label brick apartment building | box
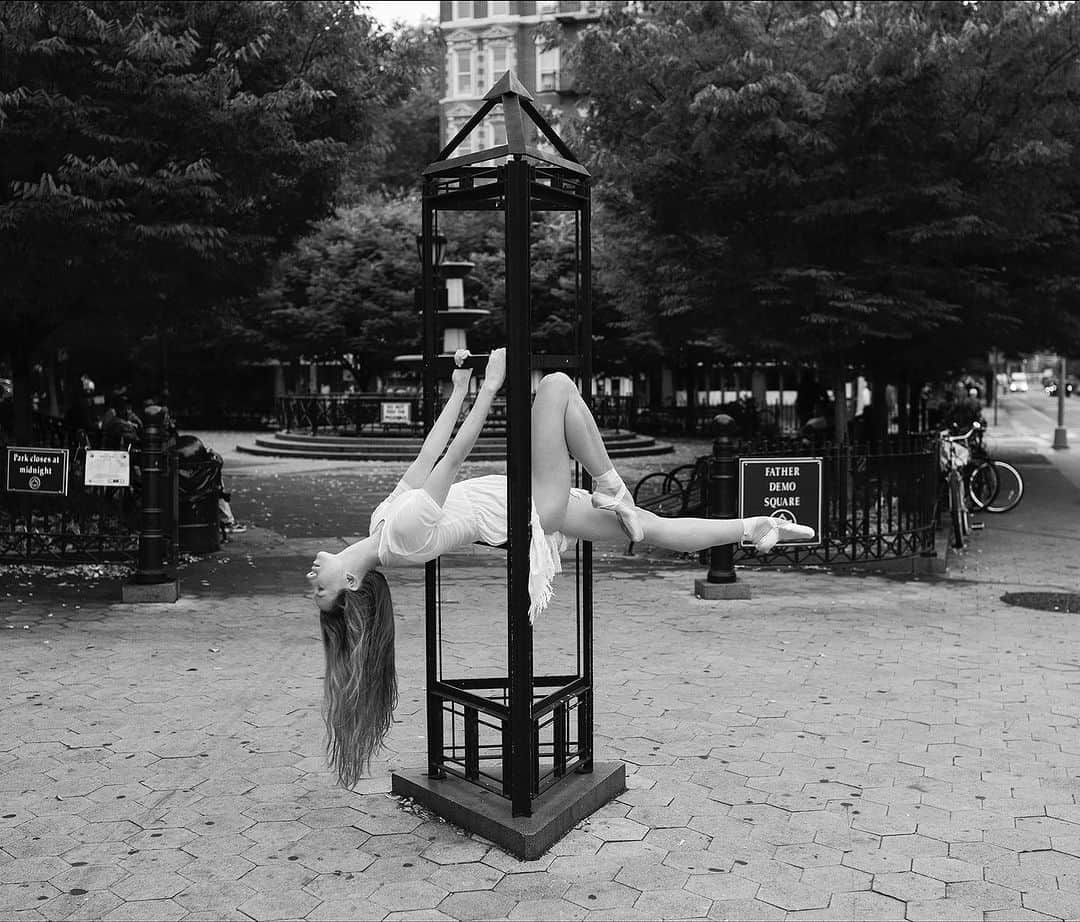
[437,0,618,151]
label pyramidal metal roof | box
[423,70,589,178]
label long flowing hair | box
[319,570,397,787]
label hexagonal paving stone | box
[421,838,490,866]
[361,855,437,885]
[494,871,571,901]
[582,817,649,842]
[110,870,189,901]
[0,881,62,913]
[49,864,127,893]
[905,898,990,921]
[306,897,386,921]
[774,842,844,868]
[946,879,1023,909]
[303,869,380,902]
[370,879,450,912]
[842,849,913,875]
[383,910,456,922]
[173,880,256,914]
[614,859,689,892]
[236,886,318,918]
[872,871,945,902]
[124,828,196,851]
[3,835,80,860]
[353,811,424,836]
[177,854,255,883]
[1023,889,1080,920]
[0,857,69,884]
[633,888,711,918]
[507,898,586,920]
[910,856,983,883]
[1020,849,1080,876]
[429,861,503,892]
[756,879,830,912]
[686,871,760,901]
[438,888,518,920]
[101,897,187,920]
[38,888,122,920]
[564,879,639,911]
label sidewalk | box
[2,414,1080,920]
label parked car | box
[1009,372,1029,393]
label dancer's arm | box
[401,359,473,489]
[421,348,506,506]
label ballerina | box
[308,348,814,786]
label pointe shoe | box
[744,516,815,552]
[592,486,645,543]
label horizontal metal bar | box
[431,681,509,720]
[532,676,589,719]
[425,353,580,372]
[424,144,510,176]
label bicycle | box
[939,428,976,548]
[948,421,1024,514]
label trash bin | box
[176,436,223,554]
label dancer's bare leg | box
[560,494,806,552]
[530,372,642,538]
[530,374,812,550]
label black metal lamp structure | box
[391,71,624,858]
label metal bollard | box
[707,414,739,584]
[123,405,179,602]
[695,413,751,599]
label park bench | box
[626,456,710,554]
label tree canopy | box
[0,0,424,436]
[570,0,1080,379]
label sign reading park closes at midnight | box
[739,457,822,547]
[5,447,70,496]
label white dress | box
[371,474,586,622]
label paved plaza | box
[2,395,1079,921]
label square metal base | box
[122,579,180,603]
[694,577,752,600]
[391,761,625,860]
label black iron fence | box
[277,393,510,436]
[633,433,940,566]
[0,415,178,564]
[733,435,940,566]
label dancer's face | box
[307,550,359,612]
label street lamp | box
[415,232,447,270]
[1053,354,1069,450]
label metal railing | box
[0,414,178,564]
[631,433,940,566]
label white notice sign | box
[84,450,131,487]
[380,402,412,425]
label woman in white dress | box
[308,349,813,785]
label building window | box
[453,1,473,19]
[447,117,472,154]
[489,0,510,14]
[490,116,506,146]
[453,47,474,96]
[537,43,560,92]
[488,41,511,79]
[537,0,558,14]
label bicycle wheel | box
[948,472,964,548]
[985,461,1024,513]
[967,460,999,510]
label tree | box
[0,0,421,439]
[570,1,1080,408]
[257,195,422,388]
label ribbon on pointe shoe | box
[591,486,644,543]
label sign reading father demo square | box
[5,447,70,496]
[739,457,822,547]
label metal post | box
[1054,355,1069,449]
[122,405,179,602]
[135,406,167,583]
[505,156,534,818]
[694,414,751,599]
[707,415,738,584]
